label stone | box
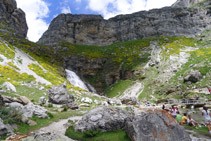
[0,118,13,137]
[81,97,92,104]
[27,120,37,126]
[184,70,202,83]
[126,110,191,141]
[66,102,79,110]
[22,132,72,141]
[0,0,28,37]
[75,107,133,132]
[48,83,74,104]
[22,103,48,118]
[121,97,137,105]
[9,102,24,111]
[18,96,31,105]
[0,94,4,106]
[166,87,176,94]
[2,82,16,92]
[21,116,28,123]
[5,133,28,141]
[39,96,47,104]
[79,103,90,107]
[94,99,99,105]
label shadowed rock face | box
[126,110,191,141]
[38,1,211,46]
[0,0,28,38]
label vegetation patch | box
[0,41,15,59]
[65,126,130,141]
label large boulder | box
[0,118,13,137]
[2,82,16,92]
[184,70,202,83]
[9,102,48,118]
[126,110,191,141]
[48,84,74,104]
[75,107,133,132]
[18,96,31,105]
[22,132,72,141]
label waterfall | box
[65,69,89,91]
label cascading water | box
[65,69,89,91]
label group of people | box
[164,105,211,134]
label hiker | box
[171,105,177,118]
[176,111,182,123]
[162,104,165,110]
[209,89,211,94]
[187,115,201,129]
[179,113,187,125]
[195,95,199,100]
[202,106,211,134]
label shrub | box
[0,106,22,124]
[48,103,53,108]
[47,112,54,118]
[83,129,101,137]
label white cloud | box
[16,0,50,42]
[87,0,177,19]
[61,6,71,13]
[75,0,81,3]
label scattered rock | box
[0,118,13,137]
[126,110,191,141]
[27,120,37,126]
[22,103,48,118]
[184,70,202,83]
[166,87,176,94]
[48,83,74,104]
[0,94,4,106]
[5,133,27,141]
[18,96,31,105]
[22,132,72,141]
[121,97,137,105]
[2,82,16,92]
[94,99,99,105]
[79,103,90,107]
[39,96,47,104]
[81,97,93,104]
[66,102,79,110]
[9,102,48,118]
[75,107,133,132]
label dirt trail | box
[37,116,82,136]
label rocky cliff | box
[172,0,204,7]
[0,0,28,38]
[38,0,211,46]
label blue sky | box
[16,0,177,42]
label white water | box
[65,69,89,91]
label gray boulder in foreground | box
[126,110,191,141]
[48,83,74,104]
[75,106,133,132]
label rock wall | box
[38,3,211,46]
[0,0,28,38]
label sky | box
[16,0,177,42]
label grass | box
[1,85,47,102]
[104,80,133,98]
[184,125,211,137]
[65,126,130,141]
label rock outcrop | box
[48,83,74,104]
[38,1,211,46]
[75,107,133,132]
[2,82,16,92]
[0,94,4,106]
[48,83,78,109]
[172,0,204,8]
[126,110,191,141]
[0,0,28,37]
[184,70,202,83]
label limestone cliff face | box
[0,0,28,38]
[172,0,204,7]
[38,1,211,46]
